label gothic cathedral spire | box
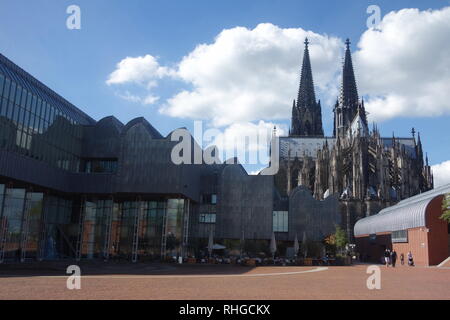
[290,38,324,137]
[297,38,316,109]
[334,38,365,137]
[340,38,359,108]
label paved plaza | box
[0,262,449,300]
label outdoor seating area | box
[168,255,350,266]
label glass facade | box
[0,186,45,262]
[0,184,188,262]
[81,199,111,259]
[117,201,138,258]
[78,198,186,260]
[41,195,78,260]
[138,201,165,258]
[273,211,288,233]
[165,199,184,257]
[1,188,26,261]
[22,192,44,260]
[0,57,94,172]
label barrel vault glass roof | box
[0,53,95,125]
[354,183,450,236]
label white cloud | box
[249,168,264,175]
[354,7,450,122]
[208,120,286,151]
[116,91,143,103]
[201,120,286,165]
[431,160,450,188]
[108,7,450,126]
[106,54,171,105]
[116,91,160,105]
[142,94,160,105]
[107,54,174,86]
[160,23,342,126]
[106,55,174,106]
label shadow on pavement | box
[0,260,270,278]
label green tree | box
[441,193,450,223]
[323,233,337,255]
[335,225,348,252]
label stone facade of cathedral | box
[275,38,434,240]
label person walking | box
[383,249,391,267]
[400,253,404,265]
[390,250,397,267]
[407,251,414,266]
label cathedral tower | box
[333,39,367,137]
[290,38,324,137]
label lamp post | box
[293,233,299,261]
[270,232,277,264]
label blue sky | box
[0,0,449,180]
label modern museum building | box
[0,53,340,263]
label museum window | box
[202,194,217,204]
[1,188,26,261]
[80,198,116,259]
[392,230,408,243]
[83,159,118,173]
[199,213,216,224]
[139,200,165,256]
[166,198,184,242]
[273,211,288,233]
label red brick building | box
[354,184,450,266]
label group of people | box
[383,249,414,267]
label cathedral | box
[275,38,434,240]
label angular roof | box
[354,184,450,236]
[122,117,163,139]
